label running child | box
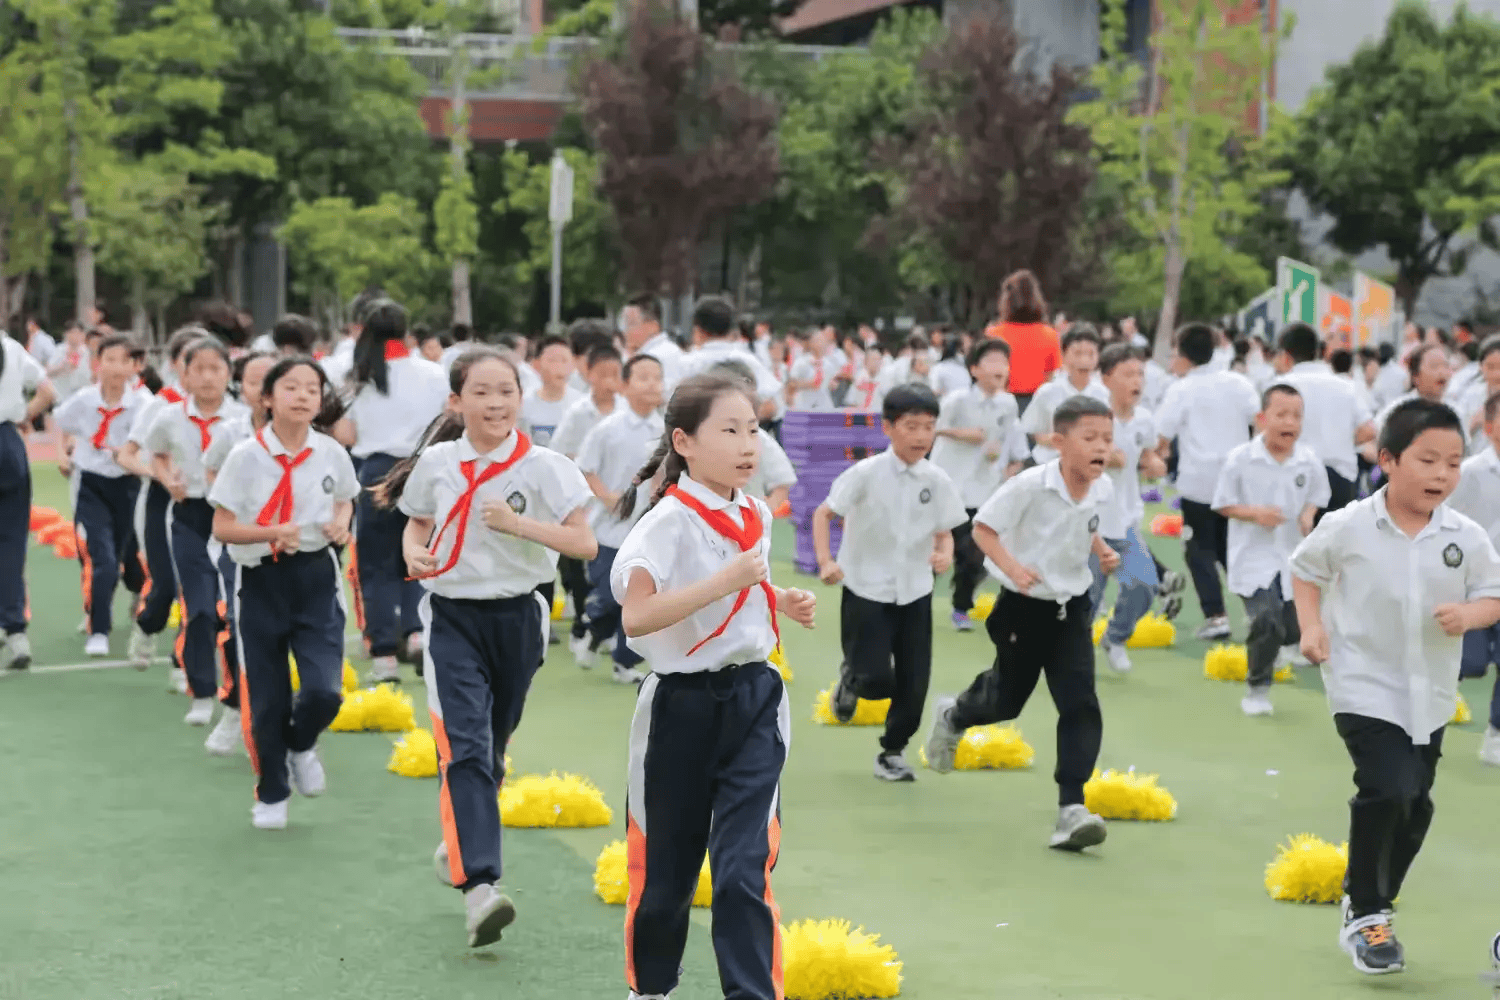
[1291,398,1500,975]
[1446,389,1500,765]
[925,395,1120,850]
[519,334,583,450]
[1020,324,1108,465]
[553,344,624,460]
[813,383,966,781]
[0,333,55,671]
[785,327,837,411]
[1211,383,1328,716]
[610,372,816,1000]
[378,348,596,946]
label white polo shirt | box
[928,358,971,397]
[1020,375,1110,464]
[54,385,148,478]
[575,406,665,549]
[787,353,837,411]
[679,340,784,400]
[347,356,449,459]
[746,429,796,498]
[203,415,254,476]
[143,397,250,499]
[610,475,778,675]
[1211,436,1330,599]
[209,427,360,566]
[931,386,1028,509]
[1291,490,1500,742]
[0,337,46,425]
[49,346,92,401]
[1371,361,1408,410]
[1448,447,1500,547]
[637,332,686,397]
[551,393,621,458]
[398,431,592,599]
[825,449,967,606]
[1280,361,1373,481]
[1154,366,1260,504]
[520,385,584,451]
[1142,358,1171,412]
[974,461,1113,603]
[1097,407,1157,540]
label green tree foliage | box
[1288,0,1500,314]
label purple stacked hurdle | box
[780,410,889,574]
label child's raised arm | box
[621,557,764,639]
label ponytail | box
[613,435,670,519]
[372,410,464,509]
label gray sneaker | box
[873,750,916,782]
[3,632,31,671]
[923,696,962,773]
[464,883,516,947]
[1195,615,1232,641]
[1049,804,1107,851]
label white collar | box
[1041,460,1101,506]
[184,397,223,421]
[1248,435,1296,466]
[457,430,521,464]
[1371,488,1461,540]
[642,332,673,352]
[1291,360,1331,375]
[675,474,748,513]
[880,447,923,477]
[257,425,311,457]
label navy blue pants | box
[75,470,143,636]
[585,546,643,668]
[625,663,787,1000]
[356,453,423,658]
[424,592,545,892]
[0,423,30,636]
[234,549,347,805]
[135,481,177,636]
[217,548,241,710]
[169,498,223,699]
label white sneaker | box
[204,708,245,756]
[1241,688,1274,717]
[570,634,596,669]
[923,696,962,774]
[127,626,155,669]
[84,633,109,658]
[76,614,89,635]
[464,883,516,947]
[434,840,455,886]
[612,663,645,684]
[167,665,187,694]
[1480,726,1500,767]
[1100,636,1132,674]
[1195,615,1232,641]
[251,798,289,830]
[1049,803,1108,851]
[288,748,326,797]
[628,994,672,1000]
[367,655,400,684]
[1281,644,1309,667]
[2,632,31,671]
[183,698,215,726]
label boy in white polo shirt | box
[1212,383,1329,716]
[1291,398,1500,976]
[813,384,967,782]
[1020,324,1108,465]
[925,395,1121,850]
[1446,389,1500,764]
[1274,323,1374,520]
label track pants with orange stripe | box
[423,591,545,892]
[624,663,788,1000]
[169,498,224,699]
[0,423,28,637]
[216,548,241,710]
[134,481,176,636]
[233,549,346,805]
[75,470,143,636]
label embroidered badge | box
[506,491,527,515]
[1443,543,1463,568]
[1295,473,1306,488]
[919,488,932,504]
[321,476,334,494]
[1088,514,1100,533]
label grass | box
[4,465,1500,1000]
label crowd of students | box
[3,267,1500,988]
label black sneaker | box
[1340,913,1404,975]
[831,669,858,723]
[873,751,916,782]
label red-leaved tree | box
[577,0,779,299]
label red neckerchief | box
[664,484,780,656]
[254,426,314,529]
[92,405,125,450]
[384,341,410,361]
[809,357,824,389]
[414,433,533,580]
[856,379,878,410]
[183,400,220,452]
[159,386,185,404]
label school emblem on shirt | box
[1088,514,1100,533]
[1295,473,1306,488]
[506,490,527,515]
[321,475,334,495]
[919,488,932,504]
[1443,543,1463,568]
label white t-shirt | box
[143,397,250,499]
[928,358,971,398]
[931,386,1027,509]
[746,429,796,499]
[678,340,783,400]
[637,332,686,398]
[1211,436,1329,599]
[1154,366,1260,504]
[1020,374,1110,464]
[551,393,621,458]
[1097,407,1157,540]
[974,461,1113,603]
[787,354,838,411]
[54,385,148,478]
[1448,447,1500,548]
[0,337,46,424]
[519,386,584,451]
[575,406,665,549]
[347,356,450,459]
[1281,361,1373,481]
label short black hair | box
[1053,394,1112,434]
[531,333,569,358]
[882,382,940,424]
[95,333,135,360]
[1486,389,1500,424]
[1261,382,1301,410]
[1060,324,1102,353]
[1175,323,1216,366]
[622,353,662,381]
[626,294,661,323]
[1277,322,1320,364]
[1328,349,1353,375]
[1098,343,1142,376]
[1478,334,1500,365]
[1406,343,1444,381]
[1377,342,1395,365]
[968,338,1010,368]
[417,327,448,347]
[567,318,613,357]
[904,332,929,353]
[1379,397,1463,459]
[450,322,472,343]
[272,314,319,354]
[586,343,622,369]
[692,296,734,338]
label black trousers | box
[0,423,30,636]
[839,588,933,753]
[135,480,177,636]
[74,470,144,636]
[951,590,1100,806]
[557,555,591,640]
[950,509,985,616]
[1180,498,1228,619]
[1316,466,1357,526]
[1335,713,1444,919]
[626,663,786,1000]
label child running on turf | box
[1212,383,1328,716]
[610,372,816,1000]
[0,332,55,672]
[813,383,966,781]
[925,395,1120,851]
[1291,398,1500,976]
[378,348,596,947]
[209,357,358,830]
[1020,324,1108,465]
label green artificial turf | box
[4,466,1499,1000]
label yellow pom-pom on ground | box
[1084,768,1177,821]
[593,840,711,906]
[291,657,360,694]
[782,919,902,1000]
[500,772,613,827]
[812,687,889,726]
[1203,644,1292,683]
[167,601,182,629]
[1093,612,1176,648]
[387,727,439,777]
[1265,833,1348,904]
[770,647,793,683]
[970,593,996,622]
[1453,693,1472,725]
[328,683,416,732]
[551,594,566,622]
[918,724,1033,770]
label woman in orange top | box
[984,269,1060,413]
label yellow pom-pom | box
[387,727,439,777]
[593,840,711,906]
[552,594,566,622]
[289,657,301,692]
[500,772,613,828]
[1084,768,1177,821]
[918,723,1033,770]
[328,683,416,732]
[812,687,889,726]
[342,660,358,693]
[168,601,182,629]
[1453,693,1472,725]
[782,919,902,1000]
[1094,612,1177,648]
[1202,644,1293,683]
[970,593,996,622]
[770,647,793,683]
[1265,833,1348,904]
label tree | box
[876,10,1097,326]
[1289,1,1500,315]
[0,42,65,324]
[1074,0,1286,359]
[577,0,778,306]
